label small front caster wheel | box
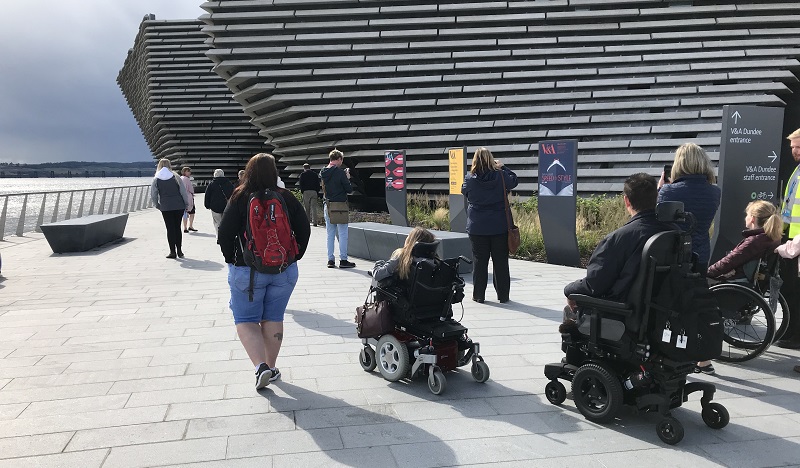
[428,368,447,395]
[656,417,685,445]
[359,347,376,372]
[471,360,490,383]
[701,402,729,429]
[545,380,567,405]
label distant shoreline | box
[0,161,154,178]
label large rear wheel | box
[711,283,775,363]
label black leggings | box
[469,233,510,301]
[161,210,184,253]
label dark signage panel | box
[710,105,784,264]
[539,140,577,197]
[538,139,580,267]
[384,150,408,226]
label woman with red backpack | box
[218,153,310,390]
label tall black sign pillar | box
[448,147,467,232]
[538,139,580,267]
[710,105,784,264]
[385,150,408,226]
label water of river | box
[1,178,153,237]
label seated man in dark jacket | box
[562,173,672,329]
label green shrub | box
[405,192,629,264]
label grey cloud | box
[0,0,203,163]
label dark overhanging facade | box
[120,3,800,196]
[196,0,800,197]
[117,14,268,186]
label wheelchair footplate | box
[359,325,489,395]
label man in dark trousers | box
[563,173,673,318]
[298,163,321,226]
[204,168,234,234]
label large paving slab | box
[1,197,799,467]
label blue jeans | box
[228,263,298,324]
[324,202,349,261]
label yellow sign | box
[448,148,465,195]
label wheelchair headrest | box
[411,240,439,258]
[655,201,686,223]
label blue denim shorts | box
[228,263,299,324]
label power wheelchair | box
[544,202,729,445]
[710,251,790,362]
[358,241,489,395]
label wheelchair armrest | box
[568,294,633,317]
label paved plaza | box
[1,199,800,468]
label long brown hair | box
[231,153,280,202]
[391,227,436,280]
[746,200,782,242]
[470,147,499,175]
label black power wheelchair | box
[358,241,489,395]
[544,202,729,445]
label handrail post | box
[51,193,61,223]
[116,188,124,213]
[122,188,129,213]
[35,194,47,232]
[107,189,116,214]
[88,190,97,215]
[16,194,28,236]
[140,186,148,210]
[99,189,107,215]
[0,196,8,241]
[64,192,74,220]
[77,190,86,218]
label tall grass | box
[406,192,629,264]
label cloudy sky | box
[0,1,206,164]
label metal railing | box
[0,185,153,240]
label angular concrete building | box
[118,14,268,185]
[199,1,800,196]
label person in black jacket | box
[320,149,355,268]
[204,168,235,234]
[298,163,321,226]
[462,147,518,303]
[564,173,672,315]
[218,153,310,390]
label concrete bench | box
[40,214,129,254]
[348,222,473,272]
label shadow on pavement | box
[178,258,225,271]
[47,237,135,257]
[259,381,459,466]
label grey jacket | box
[151,168,190,212]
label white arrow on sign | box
[769,151,778,163]
[732,111,742,124]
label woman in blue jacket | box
[462,147,518,303]
[658,143,721,268]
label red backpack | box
[240,190,299,284]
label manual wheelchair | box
[710,251,790,363]
[544,202,729,445]
[358,241,489,395]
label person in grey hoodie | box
[151,158,191,259]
